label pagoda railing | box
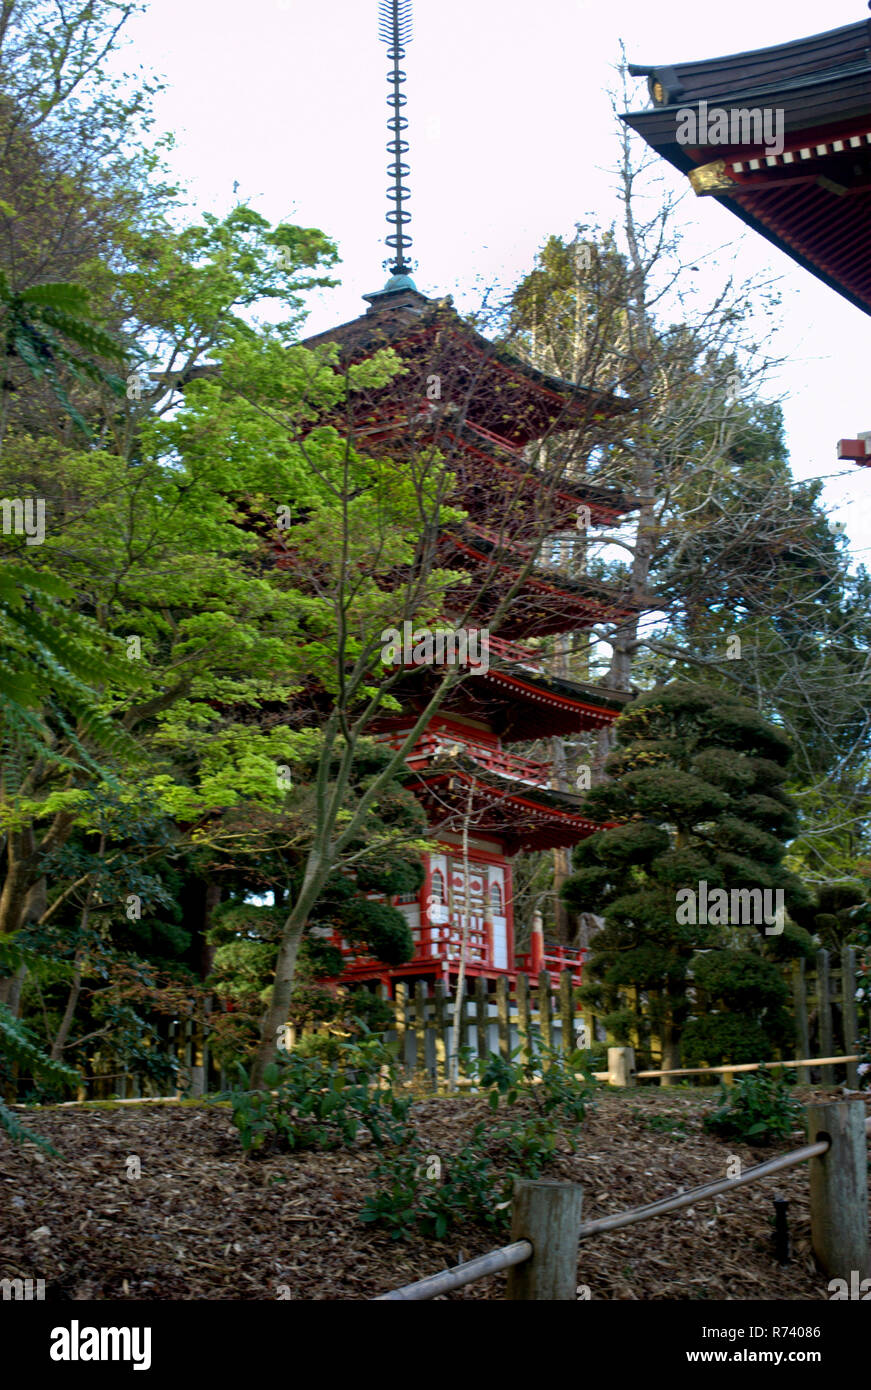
[332,909,490,971]
[482,634,544,672]
[461,520,588,579]
[377,730,553,789]
[515,942,586,987]
[351,409,523,463]
[459,418,523,458]
[334,921,585,983]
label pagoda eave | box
[375,661,628,739]
[623,19,871,316]
[305,300,634,445]
[408,764,605,853]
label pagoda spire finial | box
[379,0,414,280]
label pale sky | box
[114,0,871,566]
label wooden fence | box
[376,1099,871,1299]
[792,948,862,1087]
[65,946,866,1100]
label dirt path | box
[1,1087,867,1300]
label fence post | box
[807,1098,869,1282]
[538,970,553,1053]
[816,950,834,1085]
[414,982,427,1084]
[792,959,809,1060]
[559,970,573,1055]
[394,982,408,1075]
[841,946,859,1089]
[506,1178,584,1300]
[608,1046,636,1087]
[496,977,510,1061]
[191,1007,205,1098]
[433,981,448,1088]
[516,973,531,1063]
[475,977,488,1062]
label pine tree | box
[561,682,813,1074]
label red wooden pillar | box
[419,853,433,958]
[530,909,544,976]
[504,858,516,969]
[482,864,494,968]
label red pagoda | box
[290,0,648,998]
[302,280,644,994]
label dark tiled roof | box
[623,21,871,315]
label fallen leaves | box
[0,1087,865,1300]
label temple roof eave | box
[409,761,607,852]
[303,297,636,430]
[622,20,871,317]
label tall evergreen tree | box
[562,682,813,1074]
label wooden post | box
[191,1008,205,1097]
[433,980,448,1089]
[841,946,859,1089]
[538,970,553,1054]
[496,977,510,1060]
[394,982,408,1076]
[816,950,834,1085]
[184,1016,193,1094]
[792,959,809,1060]
[530,912,544,976]
[416,978,430,1084]
[607,1046,636,1087]
[807,1098,869,1282]
[449,984,467,1086]
[506,1178,584,1300]
[516,973,531,1064]
[202,995,214,1094]
[475,977,488,1062]
[559,970,573,1055]
[414,982,427,1084]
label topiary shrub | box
[684,949,792,1065]
[682,1014,771,1067]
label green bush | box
[682,1014,772,1067]
[630,1107,691,1139]
[228,1027,410,1155]
[703,1069,803,1145]
[360,1045,596,1240]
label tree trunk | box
[50,946,86,1060]
[249,853,329,1087]
[0,826,38,937]
[448,783,475,1091]
[660,1011,681,1087]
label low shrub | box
[703,1068,802,1145]
[228,1027,410,1154]
[360,1045,596,1240]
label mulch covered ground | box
[1,1086,868,1300]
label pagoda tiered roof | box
[386,734,605,853]
[374,643,630,740]
[623,20,871,316]
[304,285,633,445]
[353,405,636,531]
[438,526,651,640]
